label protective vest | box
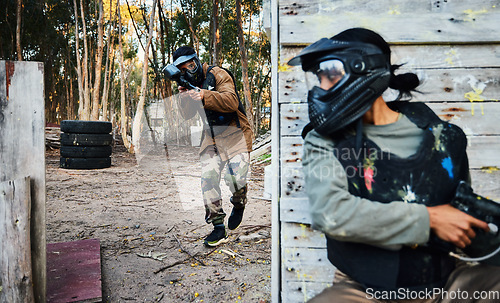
[201,66,246,137]
[328,101,469,292]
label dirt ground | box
[45,140,272,303]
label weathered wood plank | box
[282,165,307,198]
[281,222,326,248]
[280,102,500,137]
[467,136,500,168]
[47,239,102,303]
[279,67,500,103]
[279,0,500,15]
[281,136,304,165]
[280,45,500,71]
[282,247,335,282]
[280,134,500,189]
[280,169,500,224]
[281,198,311,224]
[0,177,35,302]
[281,103,309,137]
[0,61,46,302]
[280,159,500,223]
[282,281,333,303]
[429,102,500,135]
[279,1,500,45]
[470,169,500,200]
[390,45,500,69]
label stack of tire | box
[60,120,113,169]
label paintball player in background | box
[171,46,253,247]
[288,28,500,302]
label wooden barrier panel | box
[279,0,500,45]
[278,67,500,104]
[0,177,35,302]
[0,60,46,302]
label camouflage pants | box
[200,145,250,225]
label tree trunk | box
[132,0,157,155]
[73,0,85,120]
[15,0,22,60]
[80,0,91,120]
[100,0,115,121]
[235,0,254,132]
[210,0,220,65]
[156,0,171,99]
[180,4,199,52]
[101,47,114,122]
[91,0,105,121]
[118,0,132,152]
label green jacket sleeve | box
[302,130,431,247]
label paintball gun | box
[162,64,200,92]
[448,181,500,265]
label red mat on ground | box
[47,239,102,303]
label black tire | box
[61,120,112,134]
[60,157,111,169]
[60,133,113,146]
[60,145,112,158]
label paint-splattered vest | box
[328,101,469,292]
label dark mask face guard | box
[174,54,204,87]
[288,39,391,137]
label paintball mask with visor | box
[173,53,204,88]
[288,38,391,137]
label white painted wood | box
[390,45,500,69]
[270,0,281,302]
[281,103,309,136]
[280,102,500,137]
[280,45,500,71]
[0,177,35,302]
[279,67,500,103]
[281,222,327,248]
[282,247,335,282]
[280,198,311,224]
[282,281,333,303]
[282,165,307,198]
[467,136,500,168]
[279,1,500,45]
[429,102,500,135]
[0,61,46,302]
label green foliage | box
[257,153,271,163]
[0,0,271,128]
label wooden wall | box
[274,1,500,302]
[0,61,46,302]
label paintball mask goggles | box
[162,52,203,91]
[288,38,391,136]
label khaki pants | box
[309,263,500,303]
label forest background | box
[0,0,271,152]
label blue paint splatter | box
[442,157,454,178]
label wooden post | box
[0,177,35,302]
[269,0,281,302]
[0,61,46,302]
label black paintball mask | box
[288,38,391,137]
[173,53,204,88]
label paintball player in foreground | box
[289,27,500,302]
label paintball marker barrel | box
[161,64,200,92]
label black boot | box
[204,224,228,247]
